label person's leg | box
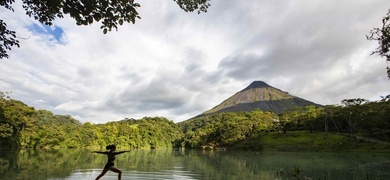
[95,168,109,180]
[109,166,122,180]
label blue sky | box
[29,23,64,43]
[0,0,389,123]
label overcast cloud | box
[1,0,389,123]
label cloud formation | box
[0,0,389,123]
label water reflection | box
[56,169,199,180]
[1,149,390,180]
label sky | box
[1,0,389,124]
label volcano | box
[194,81,322,118]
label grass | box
[231,131,390,152]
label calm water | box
[0,148,389,180]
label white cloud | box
[1,0,389,123]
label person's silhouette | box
[93,145,129,180]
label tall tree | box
[367,9,390,78]
[0,92,35,147]
[0,0,211,59]
[341,98,369,138]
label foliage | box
[0,20,19,59]
[178,110,277,149]
[367,9,390,78]
[0,92,34,148]
[0,0,211,59]
[179,96,390,149]
[1,91,389,151]
[0,93,182,149]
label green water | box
[0,149,389,180]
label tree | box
[367,9,390,79]
[302,105,321,133]
[0,0,211,59]
[341,98,369,138]
[0,20,19,59]
[323,105,341,133]
[0,93,35,148]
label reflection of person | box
[93,145,129,180]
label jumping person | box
[93,145,129,180]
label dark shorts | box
[104,162,114,169]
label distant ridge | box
[193,81,322,118]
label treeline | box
[178,110,278,148]
[0,92,183,149]
[179,96,390,149]
[1,92,389,149]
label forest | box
[0,92,389,150]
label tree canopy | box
[1,91,390,149]
[0,0,211,59]
[367,9,390,79]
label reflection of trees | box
[180,151,390,179]
[0,149,389,179]
[0,149,91,179]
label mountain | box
[194,81,322,118]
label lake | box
[0,148,389,180]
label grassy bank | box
[231,131,390,152]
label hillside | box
[194,81,322,118]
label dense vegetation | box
[0,92,182,149]
[180,96,390,149]
[0,92,389,150]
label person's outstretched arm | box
[113,150,130,155]
[93,151,108,154]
